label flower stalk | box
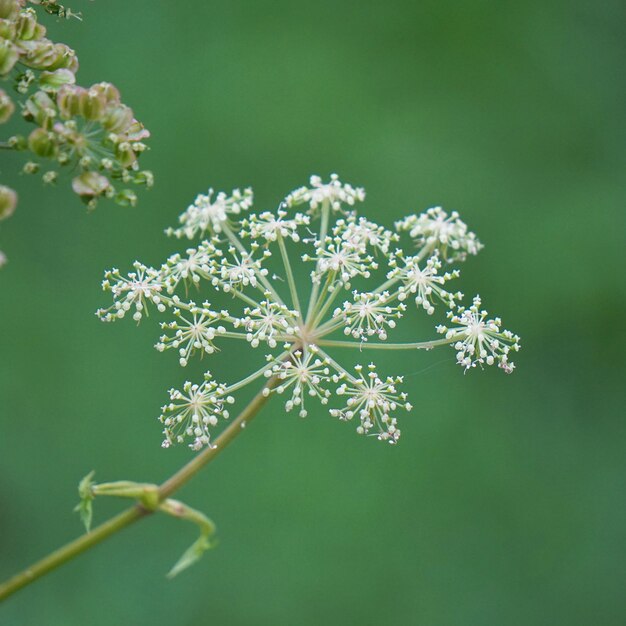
[0,375,279,603]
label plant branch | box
[0,375,280,603]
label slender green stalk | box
[0,376,280,603]
[277,235,301,314]
[316,337,456,350]
[305,201,330,322]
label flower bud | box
[15,8,46,41]
[134,170,154,188]
[102,103,133,133]
[0,39,18,76]
[57,84,84,118]
[42,170,58,185]
[8,134,26,150]
[79,87,106,121]
[124,119,150,142]
[0,0,19,20]
[0,184,17,220]
[47,43,78,72]
[0,18,16,39]
[115,141,137,168]
[23,90,56,125]
[72,171,111,199]
[115,189,137,207]
[90,82,120,105]
[28,127,57,158]
[22,161,39,174]
[39,68,75,91]
[0,88,14,123]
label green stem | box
[277,235,301,315]
[305,200,330,322]
[316,337,456,350]
[0,375,280,603]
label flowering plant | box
[0,6,522,599]
[0,0,152,266]
[99,174,520,452]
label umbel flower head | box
[99,175,520,450]
[0,0,153,264]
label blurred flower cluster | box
[0,0,152,265]
[99,175,520,451]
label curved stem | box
[0,375,280,603]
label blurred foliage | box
[0,1,624,625]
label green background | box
[1,1,625,624]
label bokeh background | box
[1,1,625,624]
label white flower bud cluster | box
[242,209,309,243]
[235,298,298,348]
[334,214,398,254]
[156,305,229,367]
[284,173,365,213]
[437,295,521,372]
[98,262,165,322]
[272,347,332,418]
[99,175,519,449]
[159,375,234,450]
[166,188,253,239]
[304,235,378,287]
[336,291,406,341]
[330,364,411,444]
[396,207,483,262]
[388,251,462,314]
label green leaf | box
[166,534,215,579]
[74,470,95,532]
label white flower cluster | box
[437,295,521,373]
[284,173,365,213]
[396,207,483,262]
[99,174,519,450]
[166,188,253,239]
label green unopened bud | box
[39,68,75,91]
[42,170,58,184]
[0,88,14,123]
[57,84,84,118]
[0,39,18,76]
[90,82,120,105]
[115,189,137,207]
[0,18,16,39]
[79,87,106,121]
[125,119,150,142]
[0,184,17,220]
[72,171,110,199]
[23,90,56,125]
[102,104,133,133]
[134,170,154,188]
[47,43,78,72]
[21,40,56,70]
[115,141,137,168]
[8,134,26,149]
[0,0,19,20]
[28,127,57,158]
[23,161,39,174]
[15,8,46,41]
